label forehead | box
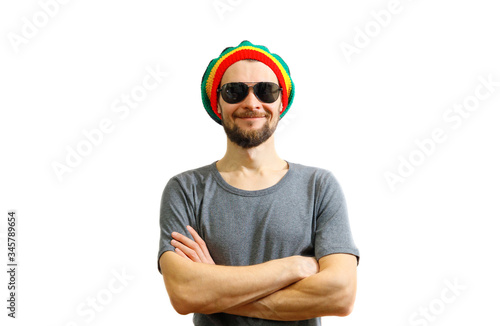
[220,60,279,85]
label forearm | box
[162,252,307,315]
[224,255,357,321]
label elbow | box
[170,298,194,316]
[326,279,357,317]
[167,286,193,315]
[332,289,356,317]
[171,298,216,316]
[165,278,198,315]
[161,252,207,315]
[167,283,214,315]
[335,298,355,317]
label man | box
[157,40,360,325]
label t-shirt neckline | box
[210,160,293,197]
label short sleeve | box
[314,171,360,265]
[157,176,197,274]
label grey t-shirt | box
[157,160,360,325]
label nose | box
[240,87,262,109]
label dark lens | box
[221,83,248,103]
[254,82,281,103]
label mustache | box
[235,112,269,118]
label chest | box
[197,193,316,265]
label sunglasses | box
[217,82,282,104]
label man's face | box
[217,60,282,149]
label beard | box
[221,111,279,149]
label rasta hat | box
[201,40,295,125]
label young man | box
[157,40,360,325]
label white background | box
[1,0,499,325]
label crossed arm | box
[159,225,357,321]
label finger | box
[186,226,208,251]
[186,225,202,242]
[174,248,191,261]
[171,231,205,260]
[187,226,215,264]
[172,231,197,248]
[171,239,201,263]
[172,239,200,263]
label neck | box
[217,135,286,173]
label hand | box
[171,225,215,265]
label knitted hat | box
[201,40,295,125]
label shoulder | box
[162,161,216,192]
[172,162,214,182]
[288,161,346,201]
[289,161,340,186]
